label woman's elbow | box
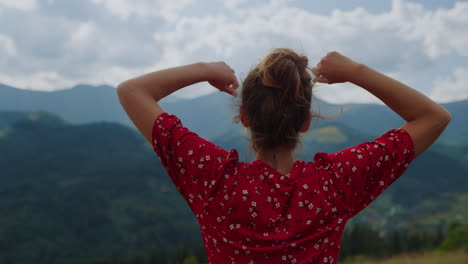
[117,81,132,99]
[438,109,452,124]
[116,79,159,102]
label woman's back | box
[152,113,414,263]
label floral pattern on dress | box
[152,112,415,264]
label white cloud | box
[313,83,383,105]
[218,0,249,9]
[430,68,468,103]
[397,0,468,59]
[0,71,75,91]
[1,0,468,104]
[314,71,410,105]
[0,0,36,10]
[70,22,95,43]
[149,0,436,100]
[154,0,468,102]
[65,22,101,62]
[0,34,17,56]
[0,65,140,92]
[91,0,194,21]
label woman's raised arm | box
[313,51,452,159]
[117,62,238,143]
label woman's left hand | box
[204,62,239,97]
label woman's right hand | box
[311,51,360,84]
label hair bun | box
[257,48,310,89]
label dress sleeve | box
[151,112,232,213]
[328,128,415,217]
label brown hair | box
[234,48,336,154]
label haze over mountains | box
[1,83,467,146]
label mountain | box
[0,83,249,139]
[0,110,467,264]
[334,99,468,146]
[0,111,202,264]
[2,83,466,145]
[0,83,136,128]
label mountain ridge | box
[2,83,466,144]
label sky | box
[0,0,467,104]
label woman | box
[117,49,451,263]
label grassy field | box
[342,250,468,264]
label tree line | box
[59,220,468,264]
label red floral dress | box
[152,112,415,264]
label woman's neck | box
[254,149,295,175]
